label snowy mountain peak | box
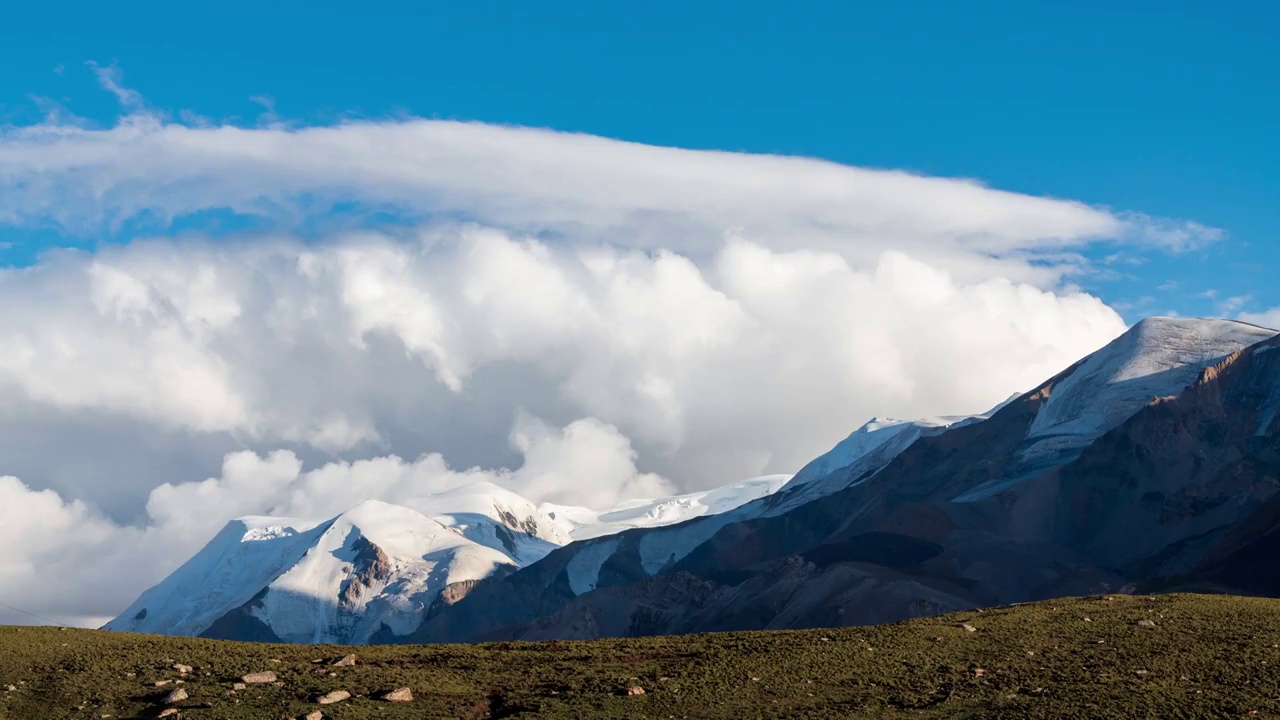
[402,481,570,564]
[539,475,790,541]
[1019,316,1277,467]
[106,498,515,644]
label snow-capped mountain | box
[1017,317,1275,464]
[540,475,791,540]
[106,500,517,644]
[407,317,1280,643]
[111,317,1280,646]
[106,477,782,642]
[402,481,570,564]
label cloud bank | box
[1242,308,1280,331]
[0,91,1191,625]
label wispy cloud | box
[84,61,144,112]
[0,78,1224,283]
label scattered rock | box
[5,685,15,692]
[960,624,977,633]
[172,664,193,674]
[232,682,245,690]
[153,680,171,687]
[381,687,413,702]
[1137,619,1157,628]
[162,687,188,704]
[157,710,179,718]
[1135,669,1150,676]
[305,712,324,720]
[973,668,986,677]
[242,671,277,684]
[331,654,357,667]
[626,686,645,696]
[316,690,351,705]
[273,681,286,688]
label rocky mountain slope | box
[408,317,1280,642]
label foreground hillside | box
[5,594,1280,719]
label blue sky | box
[1,0,1276,320]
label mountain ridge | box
[105,316,1280,645]
[406,317,1280,643]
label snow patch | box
[565,537,621,595]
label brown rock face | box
[338,537,392,610]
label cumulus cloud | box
[0,88,1183,625]
[0,229,1126,500]
[0,412,661,626]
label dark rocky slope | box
[410,320,1280,642]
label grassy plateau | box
[2,593,1280,719]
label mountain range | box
[106,317,1280,644]
[105,473,788,643]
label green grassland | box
[3,593,1280,719]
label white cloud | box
[1216,295,1253,317]
[0,413,663,626]
[1241,308,1280,330]
[0,475,143,626]
[0,101,1164,625]
[85,62,145,112]
[0,112,1220,279]
[0,229,1127,484]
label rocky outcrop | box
[337,536,393,610]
